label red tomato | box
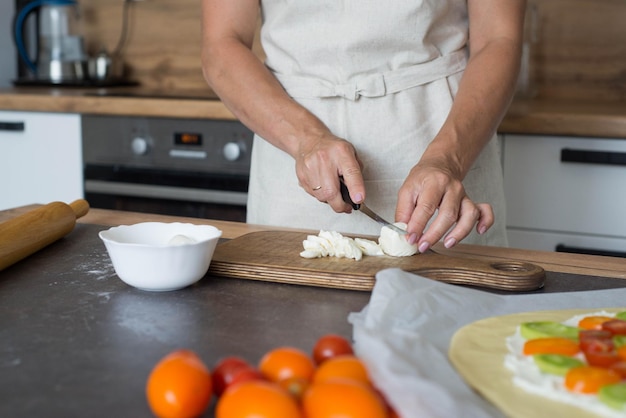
[312,334,354,365]
[229,367,266,388]
[609,361,626,378]
[581,339,621,368]
[579,331,614,353]
[212,356,255,396]
[602,319,626,335]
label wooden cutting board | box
[208,231,545,292]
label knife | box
[339,178,408,235]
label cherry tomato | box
[216,380,302,418]
[278,376,310,400]
[581,338,621,368]
[312,334,354,365]
[579,329,613,342]
[579,331,613,352]
[146,349,213,418]
[609,361,626,378]
[212,356,254,396]
[565,366,621,394]
[602,319,626,335]
[312,354,371,386]
[229,367,266,388]
[303,379,389,418]
[523,337,580,356]
[258,347,316,383]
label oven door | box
[84,164,248,222]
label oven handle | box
[85,180,248,206]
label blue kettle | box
[13,0,88,82]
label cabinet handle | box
[0,121,25,132]
[561,148,626,166]
[556,244,626,258]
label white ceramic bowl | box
[98,222,222,291]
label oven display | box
[175,132,203,146]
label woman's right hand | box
[294,132,366,214]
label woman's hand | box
[294,132,365,214]
[395,155,494,253]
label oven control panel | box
[81,115,254,176]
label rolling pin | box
[0,200,89,271]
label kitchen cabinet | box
[501,134,626,257]
[0,111,83,211]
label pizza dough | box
[448,308,625,418]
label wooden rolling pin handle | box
[0,199,90,271]
[70,199,90,219]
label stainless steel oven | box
[82,115,253,222]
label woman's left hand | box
[395,156,494,253]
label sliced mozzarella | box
[378,222,417,257]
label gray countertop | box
[0,223,370,417]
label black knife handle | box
[339,177,360,210]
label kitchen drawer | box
[508,228,626,258]
[0,111,83,210]
[503,134,626,238]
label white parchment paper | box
[348,268,626,418]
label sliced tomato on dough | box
[564,366,622,394]
[523,337,580,356]
[581,338,621,368]
[602,319,626,336]
[609,361,626,378]
[579,316,614,330]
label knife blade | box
[339,178,408,235]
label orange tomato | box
[146,349,213,418]
[303,379,389,418]
[258,347,316,383]
[278,376,310,400]
[579,316,614,330]
[216,380,302,418]
[564,366,621,394]
[523,337,580,356]
[619,345,626,361]
[312,354,371,386]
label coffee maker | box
[13,0,88,84]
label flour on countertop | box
[73,247,117,281]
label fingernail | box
[354,193,363,203]
[444,237,456,248]
[478,225,487,235]
[407,233,418,245]
[418,241,430,253]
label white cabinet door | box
[0,111,83,210]
[502,134,626,255]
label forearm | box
[201,36,329,159]
[423,37,522,179]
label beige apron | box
[247,0,508,247]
